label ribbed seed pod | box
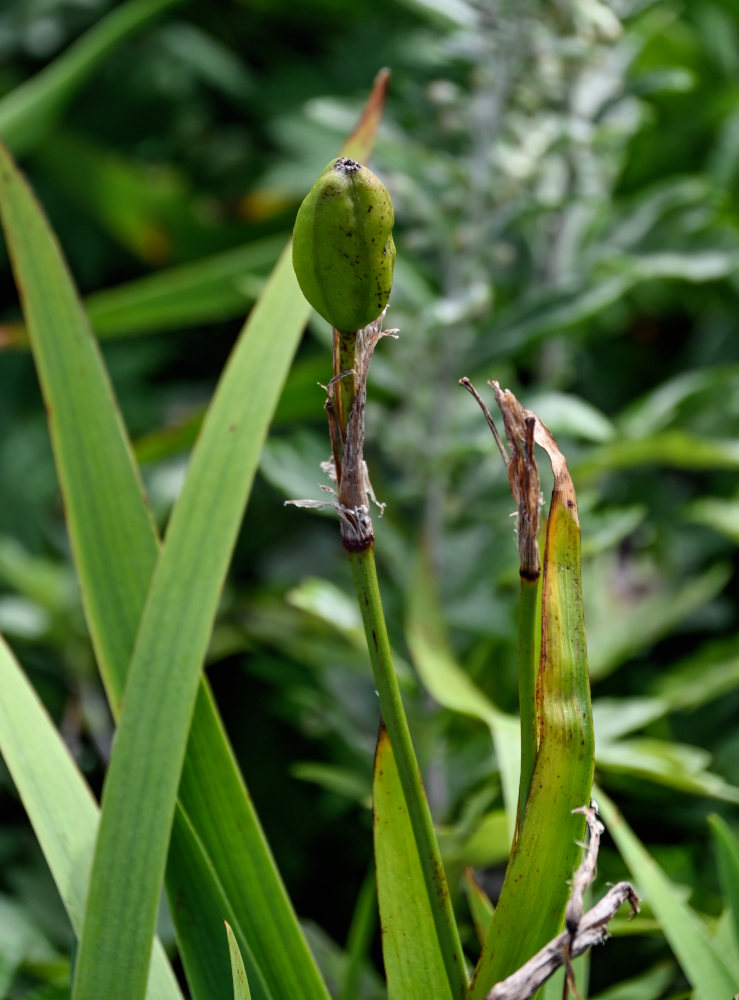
[292,157,395,333]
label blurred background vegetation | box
[1,0,738,997]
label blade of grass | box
[337,869,377,1000]
[470,417,595,999]
[708,813,739,955]
[712,911,739,983]
[373,723,455,1000]
[0,0,185,157]
[574,430,739,480]
[464,870,494,947]
[598,790,737,1000]
[226,923,253,1000]
[0,635,183,1000]
[0,233,284,352]
[167,805,271,1000]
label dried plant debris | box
[486,804,639,1000]
[286,313,396,550]
[459,377,542,580]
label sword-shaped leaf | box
[0,635,183,1000]
[373,724,455,1000]
[470,411,595,998]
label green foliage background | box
[0,1,738,998]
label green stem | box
[517,572,541,831]
[346,546,468,1000]
[335,328,358,434]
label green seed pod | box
[292,157,395,333]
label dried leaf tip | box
[460,378,541,579]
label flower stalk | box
[290,156,466,998]
[333,322,467,1000]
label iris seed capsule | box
[292,157,396,333]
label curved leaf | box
[0,635,183,1000]
[470,422,594,997]
[373,725,455,1000]
[71,239,311,1000]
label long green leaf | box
[0,142,326,1000]
[574,430,739,480]
[71,240,310,1000]
[373,724,455,1000]
[598,790,737,1000]
[175,680,326,1000]
[597,737,739,803]
[0,141,160,702]
[0,635,183,1000]
[85,237,283,338]
[0,0,184,157]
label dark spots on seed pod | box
[293,156,395,330]
[335,157,361,173]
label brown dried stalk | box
[459,377,541,579]
[286,314,394,550]
[485,804,639,1000]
